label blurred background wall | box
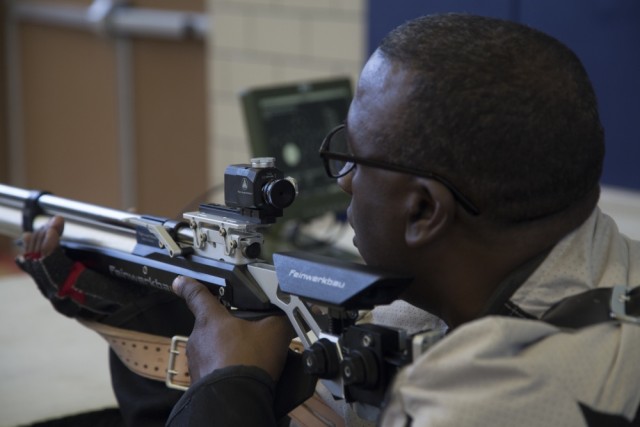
[1,0,638,227]
[0,0,365,207]
[368,0,640,193]
[206,0,364,190]
[2,0,208,219]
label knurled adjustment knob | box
[302,338,339,378]
[242,242,261,259]
[341,349,378,388]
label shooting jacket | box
[166,208,640,427]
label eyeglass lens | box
[327,126,354,177]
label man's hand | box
[172,276,295,383]
[22,215,65,256]
[16,215,149,319]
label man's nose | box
[337,170,353,195]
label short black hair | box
[378,13,604,223]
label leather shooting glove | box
[15,216,148,321]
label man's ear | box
[404,178,455,248]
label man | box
[19,12,640,427]
[165,13,640,426]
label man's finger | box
[22,232,34,253]
[48,216,65,236]
[32,229,46,254]
[23,216,65,255]
[172,276,225,320]
[41,217,65,256]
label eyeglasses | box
[319,124,480,216]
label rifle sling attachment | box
[22,190,51,232]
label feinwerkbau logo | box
[288,269,345,289]
[109,265,169,291]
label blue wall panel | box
[368,0,640,191]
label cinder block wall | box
[206,0,365,193]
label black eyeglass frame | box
[319,124,480,216]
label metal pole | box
[115,38,137,210]
[6,1,26,186]
[10,1,209,39]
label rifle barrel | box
[0,183,194,249]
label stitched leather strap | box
[79,319,190,388]
[542,285,640,329]
[80,320,345,426]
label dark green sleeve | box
[166,365,285,427]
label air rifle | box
[0,158,441,411]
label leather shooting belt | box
[79,319,346,427]
[79,319,190,389]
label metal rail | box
[9,0,209,40]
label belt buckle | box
[610,285,640,325]
[166,335,189,391]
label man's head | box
[373,13,604,223]
[329,13,605,321]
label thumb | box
[48,215,65,236]
[172,276,225,319]
[41,216,65,256]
